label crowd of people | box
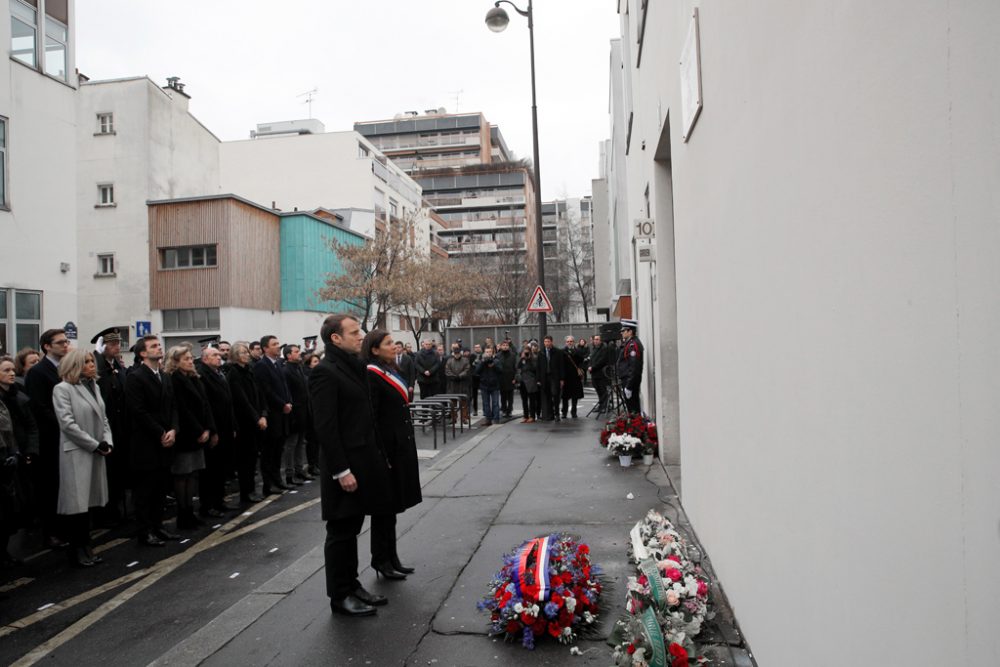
[0,319,643,576]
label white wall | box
[612,1,1000,664]
[0,3,78,352]
[76,77,220,346]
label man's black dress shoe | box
[69,547,95,567]
[155,528,181,541]
[330,595,376,616]
[353,586,388,606]
[241,494,264,504]
[139,532,165,547]
[200,508,225,519]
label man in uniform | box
[92,327,128,524]
[616,319,644,414]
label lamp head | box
[485,6,510,32]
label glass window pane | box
[192,308,207,329]
[178,309,192,330]
[191,247,204,266]
[207,308,220,329]
[44,34,66,80]
[44,0,67,23]
[0,289,7,319]
[163,310,178,331]
[0,323,6,356]
[177,249,190,267]
[15,291,39,319]
[206,246,217,266]
[11,16,36,67]
[16,323,38,351]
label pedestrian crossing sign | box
[526,285,554,313]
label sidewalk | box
[152,408,754,666]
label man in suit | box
[282,343,311,485]
[92,327,129,524]
[253,335,292,495]
[496,340,517,419]
[310,313,393,617]
[199,346,236,516]
[588,334,611,413]
[393,341,415,400]
[537,335,565,422]
[124,334,179,546]
[414,339,440,398]
[25,328,72,547]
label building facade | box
[602,1,1000,664]
[76,76,221,348]
[0,0,78,355]
[541,197,596,323]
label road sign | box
[634,218,655,239]
[526,285,554,313]
[136,321,152,337]
[64,321,77,340]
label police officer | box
[616,319,644,414]
[92,327,129,524]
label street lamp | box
[485,0,547,338]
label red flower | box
[547,622,562,638]
[520,612,535,625]
[626,644,636,655]
[665,568,682,582]
[505,621,520,634]
[532,618,547,635]
[577,544,590,555]
[669,642,689,667]
[697,580,709,597]
[551,592,564,607]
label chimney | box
[163,76,191,112]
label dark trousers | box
[561,396,579,418]
[133,468,168,534]
[593,376,609,411]
[61,512,91,548]
[500,387,514,415]
[236,429,261,497]
[324,513,366,600]
[470,377,480,412]
[261,427,285,490]
[200,438,229,510]
[370,513,396,566]
[625,388,641,414]
[418,381,438,399]
[519,385,540,419]
[34,438,61,538]
[541,381,561,420]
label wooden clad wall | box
[149,198,280,311]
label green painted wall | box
[280,214,364,312]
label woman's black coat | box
[309,344,392,521]
[367,363,422,513]
[171,372,216,452]
[227,363,267,435]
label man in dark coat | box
[561,336,586,419]
[282,344,311,484]
[124,335,179,546]
[414,339,440,398]
[310,314,393,617]
[536,335,565,422]
[468,344,483,415]
[616,319,644,414]
[198,346,236,516]
[496,340,517,419]
[393,341,416,400]
[93,327,128,523]
[25,328,71,547]
[253,335,292,495]
[588,334,611,413]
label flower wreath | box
[600,413,658,456]
[478,533,603,650]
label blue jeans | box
[481,389,500,422]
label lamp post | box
[486,0,547,338]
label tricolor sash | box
[512,536,552,604]
[367,363,410,404]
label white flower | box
[583,610,595,623]
[514,603,524,613]
[565,597,577,613]
[672,582,685,593]
[531,604,540,616]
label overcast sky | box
[76,1,620,201]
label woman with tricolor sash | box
[361,330,422,580]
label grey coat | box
[52,381,111,515]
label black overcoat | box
[201,366,236,445]
[227,363,267,434]
[25,357,60,458]
[367,363,422,513]
[537,346,565,388]
[282,362,309,434]
[309,344,392,520]
[124,364,179,472]
[253,357,290,437]
[561,347,586,400]
[171,372,216,451]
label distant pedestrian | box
[227,343,267,504]
[516,347,540,423]
[561,336,585,419]
[496,341,517,419]
[165,344,214,530]
[537,335,564,422]
[474,347,502,426]
[415,340,440,398]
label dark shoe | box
[84,547,104,564]
[200,508,225,519]
[45,535,69,549]
[483,420,492,426]
[155,528,181,541]
[391,555,415,574]
[330,595,377,617]
[241,494,264,504]
[307,465,321,476]
[273,482,291,491]
[1,550,24,568]
[372,562,407,581]
[297,470,314,481]
[139,532,166,547]
[69,547,95,568]
[176,512,202,530]
[286,476,305,486]
[353,585,389,606]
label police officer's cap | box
[620,318,638,331]
[90,326,122,345]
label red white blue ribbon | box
[367,363,410,404]
[513,536,551,603]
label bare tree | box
[475,251,529,325]
[561,211,596,323]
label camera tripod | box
[586,343,628,419]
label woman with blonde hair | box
[52,349,112,567]
[164,344,215,529]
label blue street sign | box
[136,321,152,337]
[64,321,78,340]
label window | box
[10,0,37,68]
[96,253,115,276]
[0,117,7,208]
[43,13,67,80]
[97,183,114,206]
[162,308,220,332]
[160,245,218,270]
[389,198,398,218]
[0,289,42,355]
[97,113,114,134]
[358,143,370,158]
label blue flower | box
[544,602,559,619]
[522,626,535,650]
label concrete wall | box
[0,2,78,353]
[76,77,220,346]
[612,1,1000,664]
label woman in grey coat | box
[52,349,112,567]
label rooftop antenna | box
[448,88,464,113]
[298,88,319,118]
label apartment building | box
[540,197,596,322]
[0,0,78,355]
